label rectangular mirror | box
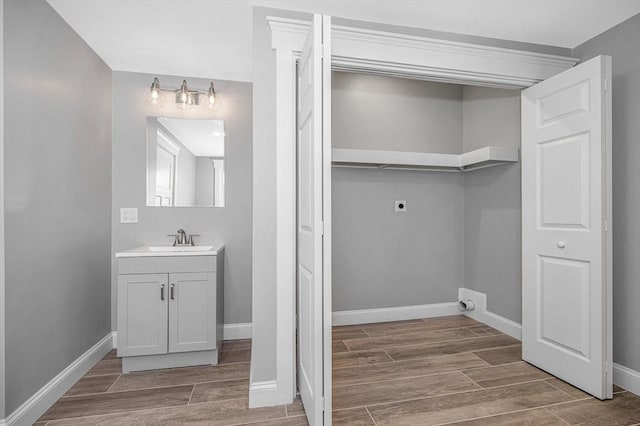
[146,117,225,207]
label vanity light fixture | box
[204,82,217,110]
[145,77,165,107]
[146,77,217,111]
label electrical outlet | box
[120,207,138,224]
[395,200,407,212]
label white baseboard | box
[458,288,522,341]
[613,363,640,397]
[332,302,460,326]
[224,323,252,340]
[248,380,279,408]
[4,333,113,426]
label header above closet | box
[332,146,519,172]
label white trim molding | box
[267,16,579,88]
[613,363,640,397]
[273,47,298,407]
[223,323,253,340]
[3,333,113,426]
[458,288,522,340]
[248,380,279,408]
[333,302,460,326]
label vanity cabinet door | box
[117,274,169,357]
[168,272,216,353]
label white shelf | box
[332,146,519,172]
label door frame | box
[264,13,581,410]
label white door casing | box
[297,14,330,426]
[521,55,612,399]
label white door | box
[117,274,168,357]
[522,55,612,399]
[297,14,331,426]
[168,272,216,353]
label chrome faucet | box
[176,229,187,245]
[168,229,200,246]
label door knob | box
[557,241,566,248]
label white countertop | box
[115,244,224,258]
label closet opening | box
[329,71,525,409]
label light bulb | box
[176,80,190,108]
[145,77,165,108]
[203,82,216,110]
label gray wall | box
[111,71,253,329]
[332,72,462,153]
[0,0,5,418]
[462,86,522,322]
[3,0,112,414]
[573,13,640,373]
[333,169,464,310]
[332,72,464,311]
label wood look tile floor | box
[37,340,307,425]
[332,316,640,426]
[38,317,640,425]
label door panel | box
[169,272,216,353]
[537,79,590,126]
[297,14,330,426]
[539,256,591,358]
[117,274,168,357]
[538,133,590,229]
[522,55,612,399]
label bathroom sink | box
[115,244,223,258]
[148,245,214,252]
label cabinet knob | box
[557,241,566,249]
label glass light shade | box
[145,77,165,108]
[145,92,165,108]
[175,80,191,109]
[203,82,217,111]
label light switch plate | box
[120,207,138,224]
[395,200,407,212]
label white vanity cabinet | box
[116,246,224,372]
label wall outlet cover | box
[395,200,407,212]
[120,207,138,224]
